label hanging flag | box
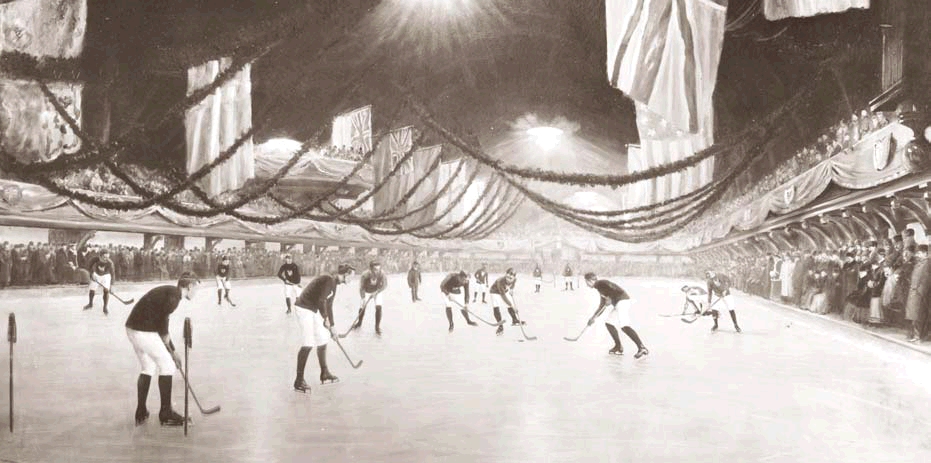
[0,0,87,59]
[764,0,869,21]
[185,58,255,196]
[402,144,443,228]
[606,0,727,136]
[371,126,413,216]
[331,105,372,154]
[0,79,83,164]
[635,103,714,202]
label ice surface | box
[1,274,931,463]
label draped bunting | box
[371,127,414,216]
[0,0,87,58]
[185,58,255,196]
[330,105,372,153]
[764,0,869,21]
[676,122,915,247]
[434,157,469,226]
[402,144,442,228]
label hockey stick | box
[330,335,363,369]
[681,298,719,323]
[338,295,374,338]
[510,297,537,341]
[449,300,505,326]
[178,368,221,415]
[563,324,589,342]
[90,274,135,305]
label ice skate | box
[609,346,624,356]
[135,409,149,426]
[375,327,382,336]
[496,325,504,336]
[634,347,649,359]
[158,410,191,427]
[293,379,311,393]
[448,323,454,333]
[511,320,526,326]
[82,303,93,311]
[467,320,478,326]
[320,370,340,384]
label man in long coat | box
[905,245,931,343]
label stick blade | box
[201,406,221,415]
[563,336,578,342]
[352,360,363,369]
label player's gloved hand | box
[172,352,183,370]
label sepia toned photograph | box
[1,0,930,461]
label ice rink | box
[2,273,931,463]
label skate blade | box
[320,379,340,385]
[159,419,193,427]
[294,387,311,394]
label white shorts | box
[361,292,383,309]
[295,307,331,347]
[490,293,511,308]
[563,276,573,285]
[126,328,176,376]
[534,277,542,285]
[89,273,111,292]
[603,299,632,328]
[216,277,231,290]
[474,282,488,294]
[445,292,465,308]
[712,294,734,312]
[284,283,300,299]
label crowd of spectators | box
[322,145,365,162]
[716,228,931,343]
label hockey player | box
[532,265,543,293]
[277,255,301,314]
[125,272,199,426]
[680,284,708,316]
[441,270,477,332]
[293,264,355,393]
[215,255,235,307]
[583,272,649,358]
[474,264,489,304]
[83,249,115,315]
[352,261,388,335]
[707,270,740,332]
[490,268,521,335]
[563,264,574,291]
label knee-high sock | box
[296,346,312,382]
[729,310,739,327]
[493,307,503,324]
[137,374,151,413]
[605,323,622,349]
[88,290,95,305]
[102,290,110,308]
[317,344,329,374]
[157,375,173,414]
[445,307,454,326]
[461,309,473,323]
[217,289,223,304]
[621,326,644,349]
[712,310,720,327]
[285,298,292,311]
[375,306,382,329]
[507,307,520,324]
[224,289,230,299]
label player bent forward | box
[125,272,199,426]
[293,264,355,393]
[584,272,649,359]
[490,268,522,336]
[441,270,478,332]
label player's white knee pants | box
[534,277,542,285]
[604,300,632,327]
[490,293,511,308]
[715,294,735,312]
[126,328,176,376]
[295,307,330,347]
[283,284,299,299]
[563,276,573,285]
[445,291,465,308]
[361,292,383,310]
[474,283,488,295]
[216,277,231,290]
[89,273,111,292]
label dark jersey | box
[360,271,387,293]
[295,275,337,323]
[593,279,629,305]
[89,257,114,277]
[440,273,471,303]
[490,276,515,295]
[563,266,573,277]
[533,267,542,278]
[278,263,301,285]
[707,275,732,300]
[125,286,182,336]
[216,263,230,279]
[474,269,488,285]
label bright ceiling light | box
[527,126,564,151]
